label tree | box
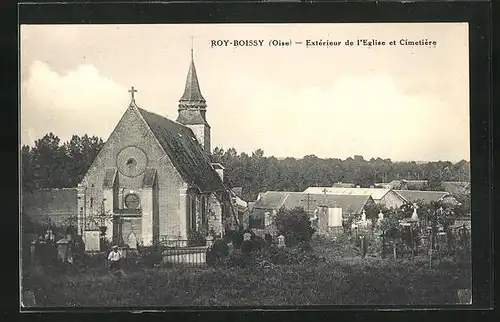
[21,133,104,191]
[31,133,66,189]
[427,171,444,191]
[62,134,104,186]
[21,145,34,193]
[275,206,315,246]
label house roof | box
[378,180,470,195]
[332,183,356,188]
[394,190,450,203]
[252,191,373,214]
[136,106,224,192]
[442,181,470,195]
[253,191,289,209]
[303,187,393,201]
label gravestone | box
[128,233,138,249]
[243,232,252,241]
[206,235,214,248]
[277,235,285,248]
[84,230,100,252]
[241,240,253,254]
[264,233,273,245]
[56,239,69,262]
[377,211,384,226]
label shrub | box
[138,246,163,267]
[230,230,244,249]
[187,230,206,247]
[207,239,229,267]
[275,207,315,246]
[252,244,324,267]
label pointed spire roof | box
[179,49,207,109]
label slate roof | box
[442,181,470,195]
[252,191,289,209]
[252,191,374,214]
[136,107,224,192]
[178,51,206,109]
[303,187,393,201]
[394,190,450,203]
[332,183,356,188]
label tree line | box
[211,147,470,201]
[21,133,470,202]
[22,133,104,192]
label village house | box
[394,190,460,206]
[23,50,245,249]
[245,191,376,238]
[303,187,406,209]
[376,179,470,195]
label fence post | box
[393,242,397,260]
[359,235,366,258]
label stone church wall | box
[80,106,186,246]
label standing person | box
[108,245,122,275]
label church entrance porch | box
[113,216,142,249]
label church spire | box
[178,46,207,110]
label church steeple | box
[176,45,211,154]
[178,49,207,110]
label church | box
[76,50,237,247]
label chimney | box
[211,163,225,181]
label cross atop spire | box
[129,86,137,102]
[190,36,194,58]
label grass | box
[22,254,471,307]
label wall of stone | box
[80,106,186,245]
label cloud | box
[20,60,469,162]
[212,74,469,161]
[21,61,129,145]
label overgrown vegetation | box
[23,255,471,307]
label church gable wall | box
[80,106,187,244]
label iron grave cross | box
[129,86,138,101]
[301,193,316,214]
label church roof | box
[178,51,207,109]
[136,107,224,192]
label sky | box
[20,23,469,162]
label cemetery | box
[21,199,472,307]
